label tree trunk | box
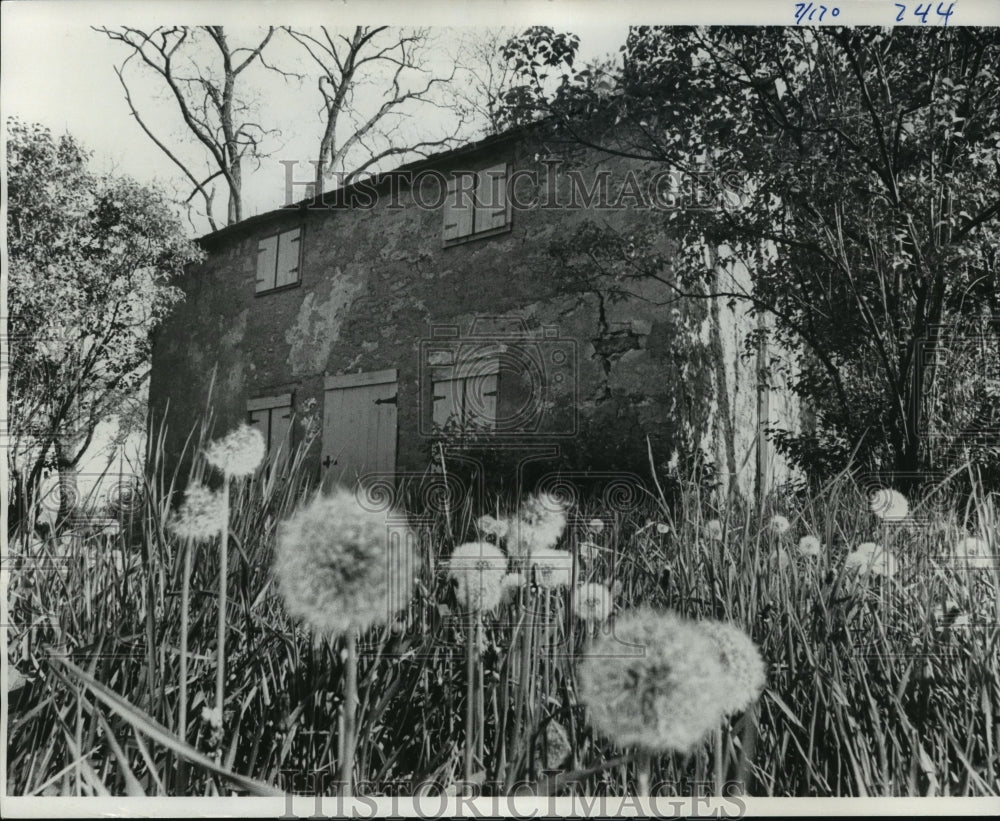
[7,466,27,537]
[54,437,80,527]
[227,157,242,224]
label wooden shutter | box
[274,228,301,288]
[464,372,498,431]
[455,353,499,430]
[473,163,510,234]
[432,368,462,430]
[442,172,475,243]
[248,393,293,467]
[255,235,279,292]
[247,407,269,436]
[269,403,293,471]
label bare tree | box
[95,26,281,230]
[286,27,467,193]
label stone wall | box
[149,131,799,500]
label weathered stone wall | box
[706,259,802,502]
[149,132,798,498]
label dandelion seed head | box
[167,482,226,542]
[201,706,222,728]
[508,492,567,557]
[870,488,909,522]
[273,488,418,636]
[542,720,572,769]
[844,542,898,577]
[952,536,993,569]
[769,515,791,536]
[797,535,822,557]
[475,514,509,540]
[446,541,508,612]
[205,423,266,478]
[704,519,723,541]
[697,619,766,715]
[588,518,605,534]
[99,520,121,537]
[656,522,671,535]
[530,547,575,589]
[572,582,613,624]
[576,606,728,753]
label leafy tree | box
[6,118,202,528]
[501,26,1000,480]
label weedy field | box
[5,419,999,798]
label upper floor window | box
[256,227,302,294]
[443,163,511,247]
[247,393,293,470]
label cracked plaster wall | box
[149,137,798,496]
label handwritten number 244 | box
[895,3,956,25]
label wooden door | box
[322,369,398,489]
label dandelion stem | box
[214,475,230,760]
[506,587,533,791]
[636,749,651,796]
[464,608,477,789]
[178,536,193,788]
[341,631,358,796]
[738,702,758,796]
[714,725,724,796]
[518,586,538,771]
[476,614,485,767]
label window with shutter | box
[255,227,302,293]
[442,172,476,244]
[442,163,512,247]
[247,393,293,471]
[430,354,499,433]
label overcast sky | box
[3,1,997,236]
[1,3,633,235]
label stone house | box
[149,127,801,501]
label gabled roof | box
[197,123,545,248]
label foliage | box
[5,118,201,522]
[498,27,580,131]
[500,26,1000,481]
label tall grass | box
[5,418,999,797]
